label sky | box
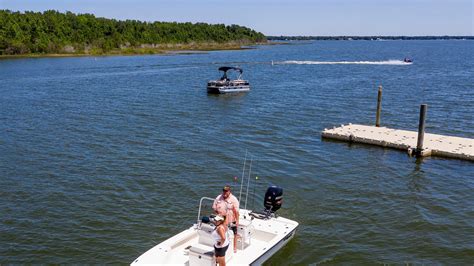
[1,0,473,36]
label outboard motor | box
[263,185,283,214]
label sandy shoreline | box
[0,42,272,60]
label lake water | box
[0,41,473,264]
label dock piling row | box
[321,87,473,161]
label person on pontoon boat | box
[212,185,240,253]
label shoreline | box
[0,42,268,60]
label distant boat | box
[207,66,250,94]
[403,58,413,63]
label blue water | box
[0,40,473,264]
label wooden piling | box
[375,86,382,127]
[415,104,427,156]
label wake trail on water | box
[274,60,412,65]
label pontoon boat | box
[207,66,250,94]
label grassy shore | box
[0,42,267,59]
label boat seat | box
[197,223,235,252]
[197,223,215,247]
[236,218,254,250]
[189,244,214,255]
[192,223,234,264]
[188,238,234,265]
[188,243,215,266]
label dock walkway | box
[322,124,473,161]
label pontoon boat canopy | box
[218,66,243,74]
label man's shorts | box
[230,222,238,235]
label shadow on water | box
[407,157,427,193]
[206,92,249,100]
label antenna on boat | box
[252,175,258,211]
[238,151,258,210]
[244,156,253,210]
[271,60,274,66]
[238,150,248,201]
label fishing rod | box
[238,150,247,201]
[238,151,260,211]
[252,168,258,211]
[244,156,253,210]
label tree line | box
[0,10,267,55]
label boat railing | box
[196,197,215,227]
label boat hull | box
[131,209,298,265]
[250,227,297,265]
[207,85,250,94]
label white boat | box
[131,186,298,265]
[207,66,250,94]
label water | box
[0,41,473,264]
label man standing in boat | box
[213,185,240,253]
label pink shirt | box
[212,193,239,224]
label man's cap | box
[223,185,231,191]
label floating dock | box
[322,124,474,161]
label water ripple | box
[0,41,473,264]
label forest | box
[0,10,267,55]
